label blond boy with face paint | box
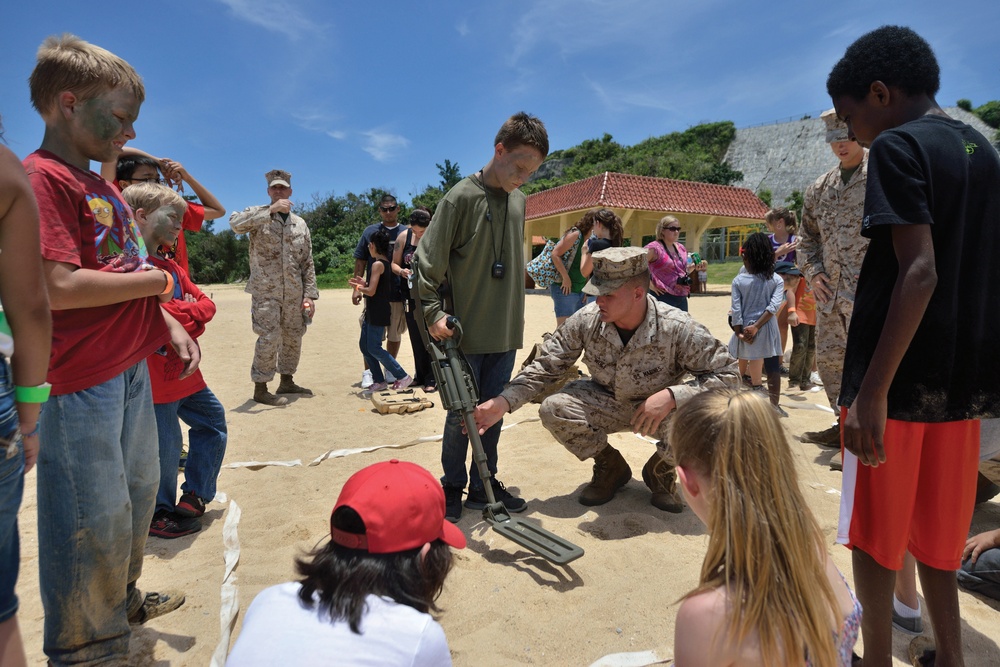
[23,35,198,664]
[124,183,227,541]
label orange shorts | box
[837,408,979,571]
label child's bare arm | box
[348,263,384,297]
[44,260,171,310]
[161,159,226,220]
[100,146,158,184]
[843,224,937,466]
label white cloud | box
[456,19,470,37]
[291,111,345,138]
[362,130,410,162]
[215,0,323,40]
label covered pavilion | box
[524,171,768,261]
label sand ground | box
[13,286,1000,666]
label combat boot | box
[276,374,313,395]
[642,452,684,513]
[579,446,632,506]
[803,421,841,448]
[254,382,288,406]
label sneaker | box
[385,370,397,383]
[128,589,186,624]
[175,492,206,518]
[443,484,464,523]
[149,510,201,539]
[773,404,789,418]
[892,608,924,635]
[361,370,374,389]
[368,381,388,392]
[779,366,789,376]
[392,375,413,391]
[810,371,824,386]
[465,478,527,513]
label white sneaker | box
[810,371,824,386]
[384,370,397,383]
[361,370,374,389]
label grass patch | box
[704,259,743,288]
[316,265,355,289]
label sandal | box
[423,384,437,393]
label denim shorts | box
[0,358,22,623]
[550,284,586,318]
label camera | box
[676,275,692,286]
[491,261,506,280]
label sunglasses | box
[380,205,398,212]
[665,227,681,232]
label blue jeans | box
[651,290,688,312]
[359,320,406,383]
[37,362,159,665]
[441,350,516,491]
[154,386,228,514]
[958,546,1000,601]
[550,284,586,318]
[0,359,22,624]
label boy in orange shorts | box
[828,26,1000,666]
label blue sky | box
[3,1,997,220]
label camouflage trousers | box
[815,298,854,410]
[538,379,674,465]
[250,295,307,383]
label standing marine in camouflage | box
[229,169,319,406]
[473,247,739,512]
[797,109,868,446]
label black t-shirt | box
[355,223,407,301]
[364,259,392,326]
[839,115,1000,421]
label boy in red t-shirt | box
[123,183,228,540]
[24,34,199,664]
[102,147,225,276]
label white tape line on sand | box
[589,649,672,666]
[222,419,541,469]
[210,499,242,667]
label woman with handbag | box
[548,210,599,326]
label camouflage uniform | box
[500,297,739,464]
[798,151,868,410]
[230,206,319,383]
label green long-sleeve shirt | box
[414,175,525,354]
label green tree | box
[957,99,973,111]
[757,188,773,207]
[974,100,1000,128]
[411,159,463,214]
[186,220,251,284]
[784,190,804,223]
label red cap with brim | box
[331,459,466,553]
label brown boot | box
[254,382,288,406]
[276,374,313,395]
[803,422,841,448]
[642,453,684,513]
[579,446,632,506]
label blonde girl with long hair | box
[671,390,861,667]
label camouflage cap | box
[821,108,849,143]
[266,169,292,187]
[582,246,648,296]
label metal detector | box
[409,263,583,565]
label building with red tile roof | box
[524,171,767,257]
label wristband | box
[21,423,40,438]
[159,269,175,296]
[787,307,796,313]
[16,383,51,403]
